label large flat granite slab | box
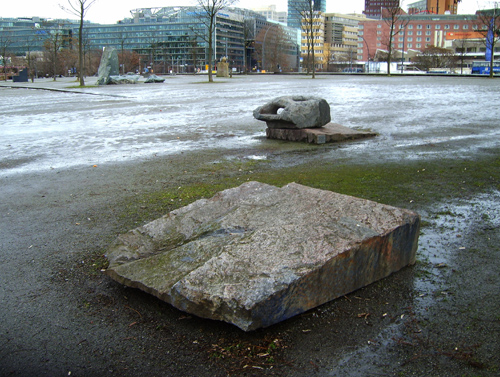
[105,181,419,331]
[266,123,377,144]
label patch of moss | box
[120,153,499,226]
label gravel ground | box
[0,75,499,377]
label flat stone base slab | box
[105,182,420,331]
[266,123,377,144]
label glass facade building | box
[287,0,327,29]
[0,7,299,74]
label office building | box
[358,13,479,61]
[288,0,327,29]
[324,13,367,69]
[253,5,287,23]
[0,6,300,76]
[408,0,459,14]
[364,0,400,18]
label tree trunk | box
[489,47,494,78]
[311,27,315,78]
[79,3,85,86]
[387,25,394,76]
[208,24,213,82]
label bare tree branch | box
[60,0,97,86]
[290,0,319,78]
[382,1,409,76]
[194,0,238,82]
[475,5,500,77]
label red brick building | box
[364,0,400,18]
[358,13,478,61]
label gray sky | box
[1,0,495,25]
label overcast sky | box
[1,0,496,25]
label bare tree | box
[42,24,67,80]
[61,0,97,86]
[190,36,201,73]
[115,31,128,74]
[255,24,289,72]
[476,5,500,78]
[413,46,457,72]
[381,1,409,76]
[194,0,237,82]
[452,37,468,75]
[291,0,318,78]
[0,32,13,81]
[23,32,42,81]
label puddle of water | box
[322,189,500,375]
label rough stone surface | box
[96,47,119,85]
[145,74,166,83]
[266,123,377,144]
[108,75,140,84]
[253,96,331,129]
[216,58,229,78]
[105,181,420,331]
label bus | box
[471,61,500,75]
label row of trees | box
[1,0,238,84]
[4,0,499,81]
[0,27,141,81]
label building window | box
[377,24,382,28]
[417,37,422,41]
[426,31,431,35]
[426,37,431,42]
[399,37,403,42]
[436,24,440,29]
[416,43,421,48]
[398,43,403,48]
[426,24,431,29]
[417,24,422,29]
[445,25,450,29]
[454,24,459,29]
[463,25,469,29]
[407,37,413,42]
[408,43,412,48]
[408,24,413,29]
[407,31,413,35]
[377,30,381,34]
[417,30,422,35]
[377,42,381,46]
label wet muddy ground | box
[1,75,499,376]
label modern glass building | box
[287,0,327,29]
[0,6,300,75]
[83,7,247,72]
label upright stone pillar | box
[216,57,229,78]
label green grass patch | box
[120,153,500,225]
